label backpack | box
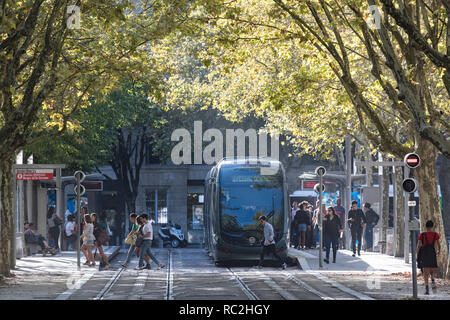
[53,215,63,226]
[95,221,110,246]
[417,232,436,270]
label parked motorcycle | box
[158,221,187,248]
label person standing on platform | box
[323,207,342,263]
[290,202,299,247]
[363,203,379,252]
[306,204,314,249]
[334,198,346,249]
[294,201,310,250]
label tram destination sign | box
[16,169,54,181]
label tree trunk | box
[438,155,450,237]
[364,147,373,186]
[125,196,137,216]
[394,164,405,257]
[0,159,14,277]
[415,139,449,278]
[381,155,390,254]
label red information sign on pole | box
[16,169,54,180]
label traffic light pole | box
[76,174,81,270]
[407,173,418,299]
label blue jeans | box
[365,225,374,249]
[313,225,319,247]
[138,240,160,267]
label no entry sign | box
[16,169,54,180]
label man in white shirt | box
[65,215,77,250]
[137,214,165,270]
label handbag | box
[125,234,136,245]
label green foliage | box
[27,81,172,172]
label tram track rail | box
[93,267,125,300]
[227,267,260,300]
[166,249,174,300]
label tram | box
[204,158,289,265]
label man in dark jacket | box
[363,203,379,251]
[347,200,367,257]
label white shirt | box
[81,223,95,242]
[65,221,75,237]
[291,208,298,221]
[142,222,153,240]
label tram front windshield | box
[219,166,284,237]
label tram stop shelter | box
[12,164,66,269]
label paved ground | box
[289,247,450,300]
[1,247,449,300]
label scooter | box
[158,221,187,248]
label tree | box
[0,0,192,277]
[172,0,449,276]
[28,81,177,231]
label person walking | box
[122,213,139,268]
[47,206,62,251]
[91,213,110,268]
[134,215,151,269]
[294,201,310,250]
[333,198,346,249]
[416,220,441,295]
[257,215,287,269]
[363,203,379,251]
[80,214,96,267]
[136,214,165,270]
[323,207,343,263]
[347,200,367,257]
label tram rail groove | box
[93,267,125,300]
[166,250,174,300]
[227,267,260,300]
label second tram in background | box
[204,158,289,265]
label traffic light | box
[315,166,326,176]
[402,178,418,194]
[404,153,421,169]
[402,153,420,193]
[314,183,326,194]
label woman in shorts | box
[81,214,96,267]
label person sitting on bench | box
[24,222,56,256]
